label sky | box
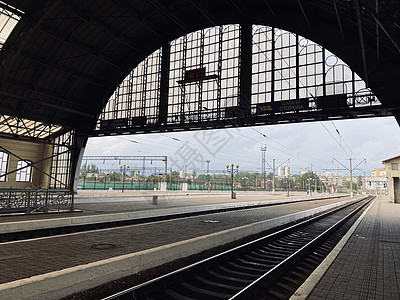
[83,116,400,177]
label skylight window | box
[0,2,23,48]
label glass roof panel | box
[0,2,22,47]
[0,114,62,139]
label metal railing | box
[0,188,74,214]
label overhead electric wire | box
[319,122,352,158]
[111,134,262,166]
[250,127,330,164]
[231,129,325,170]
[331,121,358,159]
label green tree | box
[80,163,99,176]
[344,180,358,191]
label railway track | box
[102,195,374,300]
[0,195,344,243]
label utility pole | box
[206,160,210,175]
[362,171,366,194]
[349,158,353,197]
[261,147,267,189]
[333,158,366,198]
[272,158,275,194]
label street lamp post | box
[226,163,239,199]
[120,164,129,193]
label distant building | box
[372,168,386,177]
[365,177,388,194]
[85,172,105,179]
[382,155,400,203]
[179,170,194,179]
[278,166,290,177]
[321,172,346,186]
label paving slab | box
[292,195,400,300]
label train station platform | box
[2,192,398,300]
[0,190,341,234]
[0,191,353,299]
[292,195,400,300]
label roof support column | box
[239,22,252,115]
[71,133,88,200]
[159,42,171,125]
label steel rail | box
[101,195,373,299]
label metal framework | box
[82,156,168,176]
[95,24,386,136]
[0,0,398,214]
[0,129,76,213]
[0,115,62,139]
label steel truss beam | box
[0,90,96,119]
[33,22,121,69]
[61,0,142,53]
[0,132,72,147]
[263,0,276,18]
[353,0,369,86]
[5,79,88,110]
[0,116,51,139]
[145,0,188,32]
[113,0,163,39]
[364,5,400,54]
[297,0,310,27]
[229,0,244,15]
[96,23,390,137]
[92,105,394,137]
[188,0,216,25]
[4,45,105,87]
[332,0,345,41]
[0,2,24,17]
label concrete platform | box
[292,195,400,300]
[0,191,344,233]
[0,192,355,300]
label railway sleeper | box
[208,270,253,285]
[266,286,289,300]
[217,265,261,279]
[194,275,241,292]
[180,281,233,298]
[244,251,280,262]
[258,247,292,257]
[237,256,275,268]
[252,250,289,261]
[281,275,303,287]
[226,260,268,273]
[262,243,301,253]
[292,265,312,276]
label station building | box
[382,156,400,203]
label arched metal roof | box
[0,0,399,134]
